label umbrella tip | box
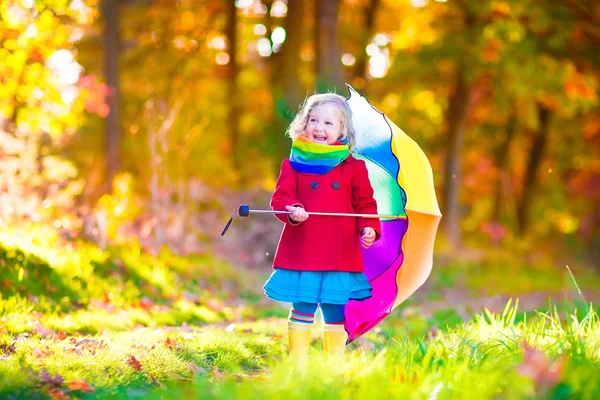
[238,204,250,217]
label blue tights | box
[292,302,345,323]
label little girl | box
[265,93,381,360]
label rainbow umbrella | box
[344,85,442,343]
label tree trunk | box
[272,0,305,169]
[315,0,342,92]
[226,0,241,175]
[103,0,120,193]
[492,112,517,223]
[442,68,472,248]
[517,104,551,234]
[352,0,380,93]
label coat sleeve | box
[270,159,303,225]
[352,159,381,240]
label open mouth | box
[312,134,327,144]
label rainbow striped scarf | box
[289,136,350,174]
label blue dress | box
[264,269,372,305]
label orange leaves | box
[47,389,70,400]
[67,338,108,356]
[67,379,95,392]
[132,296,155,310]
[33,347,55,358]
[89,297,117,312]
[78,74,111,117]
[205,298,224,312]
[491,1,511,20]
[482,39,503,63]
[163,337,178,349]
[126,354,143,371]
[37,370,95,397]
[563,66,597,102]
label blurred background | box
[1,0,599,282]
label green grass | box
[0,223,264,334]
[1,302,599,399]
[2,222,600,398]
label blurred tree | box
[4,0,596,258]
[315,0,343,92]
[443,65,473,248]
[516,104,551,233]
[492,110,517,224]
[225,0,241,174]
[351,0,380,93]
[102,0,121,193]
[271,0,305,165]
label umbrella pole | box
[239,205,405,220]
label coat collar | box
[342,154,354,164]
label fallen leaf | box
[33,347,54,358]
[89,298,117,312]
[205,298,223,312]
[38,370,64,387]
[212,366,223,381]
[68,338,107,355]
[68,379,95,392]
[47,388,69,400]
[126,355,143,371]
[164,337,177,349]
[516,343,566,390]
[187,362,206,376]
[0,341,16,355]
[139,296,154,310]
[32,325,55,338]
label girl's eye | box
[326,122,332,125]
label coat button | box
[310,181,318,190]
[332,181,340,190]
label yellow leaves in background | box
[1,3,28,29]
[544,210,579,235]
[391,16,437,51]
[180,11,196,32]
[411,90,442,123]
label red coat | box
[270,156,381,272]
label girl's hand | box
[286,205,309,223]
[361,227,376,249]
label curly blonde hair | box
[286,93,356,150]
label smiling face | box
[305,103,344,145]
